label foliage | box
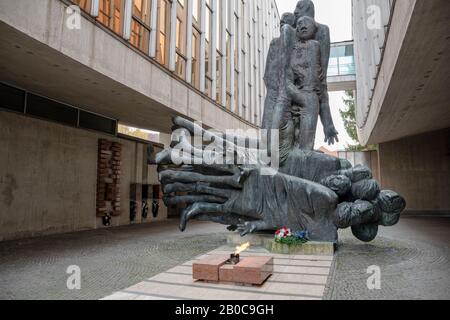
[274,227,308,245]
[275,236,308,246]
[339,91,377,152]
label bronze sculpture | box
[156,1,406,242]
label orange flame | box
[235,242,251,255]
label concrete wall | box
[378,128,450,214]
[0,111,167,241]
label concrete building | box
[0,0,280,240]
[352,0,450,215]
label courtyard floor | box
[0,217,449,300]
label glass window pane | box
[156,0,169,66]
[133,0,150,25]
[79,111,116,135]
[72,0,92,12]
[130,1,151,54]
[175,53,186,79]
[130,21,150,53]
[97,0,125,36]
[26,94,78,127]
[216,50,222,103]
[193,0,200,25]
[216,1,222,51]
[0,83,25,113]
[234,70,239,109]
[226,33,231,92]
[192,29,200,88]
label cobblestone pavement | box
[0,220,228,300]
[1,217,449,300]
[324,217,450,300]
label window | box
[97,0,126,36]
[247,33,252,120]
[192,0,201,88]
[205,2,213,97]
[215,1,223,103]
[175,2,187,79]
[71,0,92,13]
[130,0,151,54]
[234,69,239,111]
[192,0,200,25]
[0,83,25,113]
[1,83,118,135]
[191,28,201,88]
[234,15,240,111]
[216,49,222,103]
[226,32,232,110]
[156,0,170,66]
[26,94,78,127]
[79,111,117,135]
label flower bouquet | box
[274,227,308,245]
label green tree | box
[340,90,377,152]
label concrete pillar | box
[91,0,99,17]
[169,0,177,72]
[210,0,217,100]
[185,0,194,83]
[149,0,158,57]
[199,0,206,93]
[123,0,133,40]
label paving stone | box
[323,217,450,300]
[0,220,227,300]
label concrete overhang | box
[357,0,450,145]
[0,0,254,134]
[328,75,356,92]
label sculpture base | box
[193,255,273,286]
[265,239,335,256]
[227,233,335,256]
[227,233,273,246]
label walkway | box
[103,247,333,300]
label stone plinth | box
[227,233,273,246]
[228,233,335,256]
[232,256,273,285]
[193,255,273,285]
[218,264,235,283]
[265,240,335,256]
[192,255,228,281]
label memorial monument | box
[156,0,406,243]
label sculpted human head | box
[296,16,317,40]
[294,0,316,20]
[280,12,296,31]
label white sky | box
[275,0,354,150]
